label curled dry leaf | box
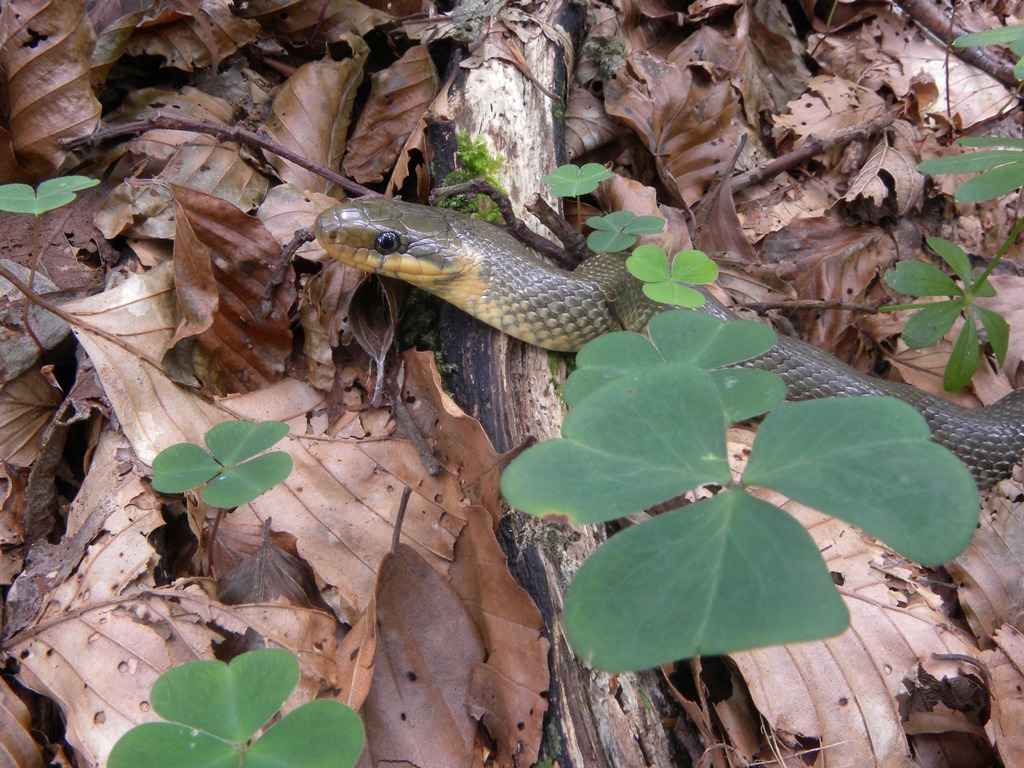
[343,45,439,185]
[565,87,631,161]
[240,0,390,44]
[0,367,63,468]
[0,675,43,768]
[983,627,1024,767]
[0,0,101,177]
[96,88,269,240]
[357,543,485,768]
[739,0,811,120]
[124,0,258,72]
[605,52,743,206]
[844,123,924,218]
[263,57,366,197]
[947,481,1024,641]
[450,507,549,767]
[166,186,294,395]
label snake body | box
[315,199,1024,487]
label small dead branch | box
[61,116,378,199]
[730,112,898,194]
[894,0,1020,89]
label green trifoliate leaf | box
[541,163,612,197]
[742,397,978,565]
[502,363,731,524]
[151,442,223,493]
[0,176,99,215]
[563,491,849,671]
[151,649,299,743]
[202,452,293,507]
[205,420,289,465]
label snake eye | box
[374,231,401,254]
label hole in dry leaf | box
[24,28,48,47]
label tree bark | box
[434,3,680,765]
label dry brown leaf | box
[761,217,892,352]
[165,186,294,395]
[564,87,630,160]
[240,0,390,44]
[811,9,1010,129]
[358,543,486,768]
[947,484,1024,641]
[730,497,987,766]
[95,88,269,240]
[217,523,324,608]
[844,124,925,217]
[0,367,62,468]
[737,0,811,122]
[86,2,150,81]
[263,57,365,197]
[124,0,258,72]
[101,86,237,177]
[450,507,549,766]
[0,675,43,768]
[773,74,887,146]
[336,593,377,710]
[984,626,1024,766]
[735,174,834,239]
[6,425,342,766]
[694,172,761,264]
[256,184,339,261]
[0,0,101,177]
[343,45,439,184]
[605,51,743,206]
[62,266,499,624]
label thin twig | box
[737,299,881,314]
[390,486,412,554]
[61,115,379,199]
[430,180,582,265]
[0,262,169,373]
[893,0,1020,89]
[730,112,898,194]
[262,226,315,317]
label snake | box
[315,198,1024,488]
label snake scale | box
[315,198,1024,488]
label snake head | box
[314,201,467,285]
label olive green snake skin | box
[315,198,1024,487]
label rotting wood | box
[432,1,679,765]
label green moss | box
[439,132,506,223]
